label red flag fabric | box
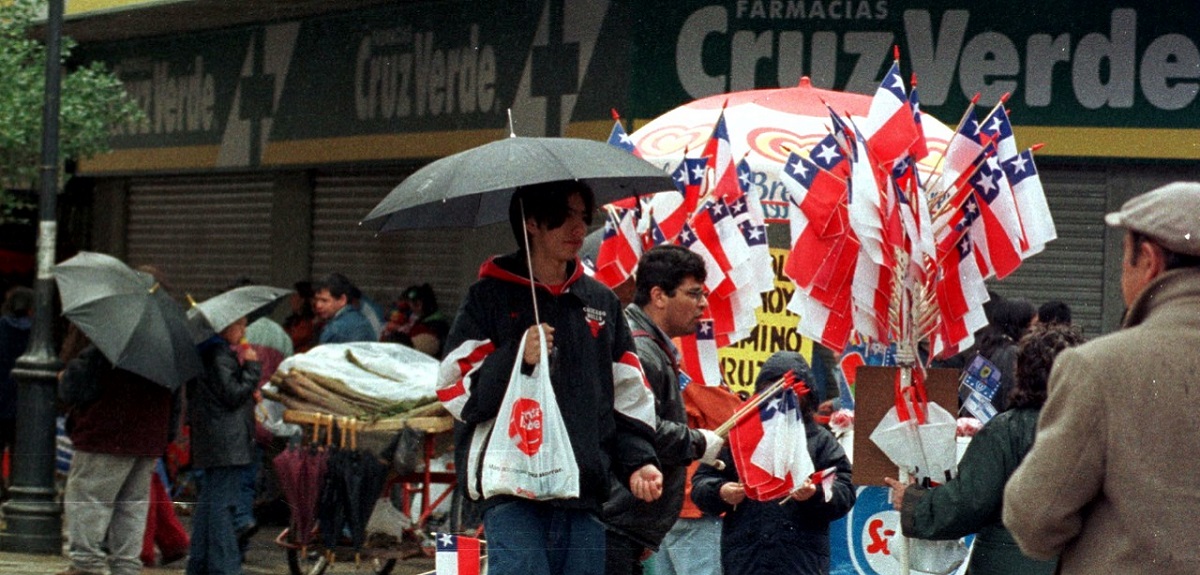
[593,206,642,288]
[435,533,481,575]
[861,61,921,168]
[677,318,722,388]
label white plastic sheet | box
[275,342,438,403]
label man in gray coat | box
[1004,181,1200,574]
[604,245,724,575]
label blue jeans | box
[483,499,606,575]
[187,465,247,575]
[653,516,723,575]
[233,446,261,533]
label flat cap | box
[1104,181,1200,257]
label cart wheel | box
[286,548,328,575]
[286,548,396,575]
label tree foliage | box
[0,0,143,214]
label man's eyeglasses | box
[679,287,708,302]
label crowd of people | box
[432,179,1200,575]
[0,264,453,575]
[0,180,1195,575]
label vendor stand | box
[260,343,458,575]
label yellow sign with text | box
[717,248,811,397]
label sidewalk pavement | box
[0,533,437,575]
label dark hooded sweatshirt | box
[441,252,658,514]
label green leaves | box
[0,0,144,196]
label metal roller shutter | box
[988,167,1107,338]
[126,174,275,300]
[311,170,471,314]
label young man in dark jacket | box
[604,245,724,575]
[438,182,662,575]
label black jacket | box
[187,340,260,468]
[692,421,855,575]
[442,253,658,514]
[602,304,708,549]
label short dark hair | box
[633,245,707,307]
[2,286,34,317]
[977,297,1037,360]
[1008,323,1085,410]
[403,283,439,314]
[293,280,314,299]
[1129,231,1200,270]
[314,273,355,299]
[1037,300,1072,325]
[507,180,595,248]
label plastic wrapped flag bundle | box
[868,368,957,486]
[869,368,967,574]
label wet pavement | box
[0,510,437,575]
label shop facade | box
[65,0,1200,339]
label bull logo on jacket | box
[583,306,606,338]
[508,397,544,456]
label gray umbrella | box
[187,284,292,343]
[360,136,674,231]
[54,251,202,391]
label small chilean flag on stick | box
[436,533,481,575]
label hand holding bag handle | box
[480,324,580,500]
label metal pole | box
[0,0,65,553]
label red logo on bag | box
[508,398,544,456]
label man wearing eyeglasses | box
[603,245,727,575]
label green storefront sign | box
[77,0,1200,173]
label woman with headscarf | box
[884,323,1085,575]
[691,352,855,575]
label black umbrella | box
[187,284,292,343]
[54,251,202,391]
[360,136,675,231]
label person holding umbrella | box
[57,331,183,575]
[439,181,663,575]
[54,252,198,575]
[186,313,261,575]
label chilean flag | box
[606,114,638,156]
[729,381,815,501]
[861,61,921,167]
[653,156,708,242]
[593,206,642,288]
[435,533,481,575]
[677,318,722,388]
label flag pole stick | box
[895,342,916,575]
[713,376,789,438]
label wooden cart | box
[273,409,457,575]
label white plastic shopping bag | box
[480,325,579,500]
